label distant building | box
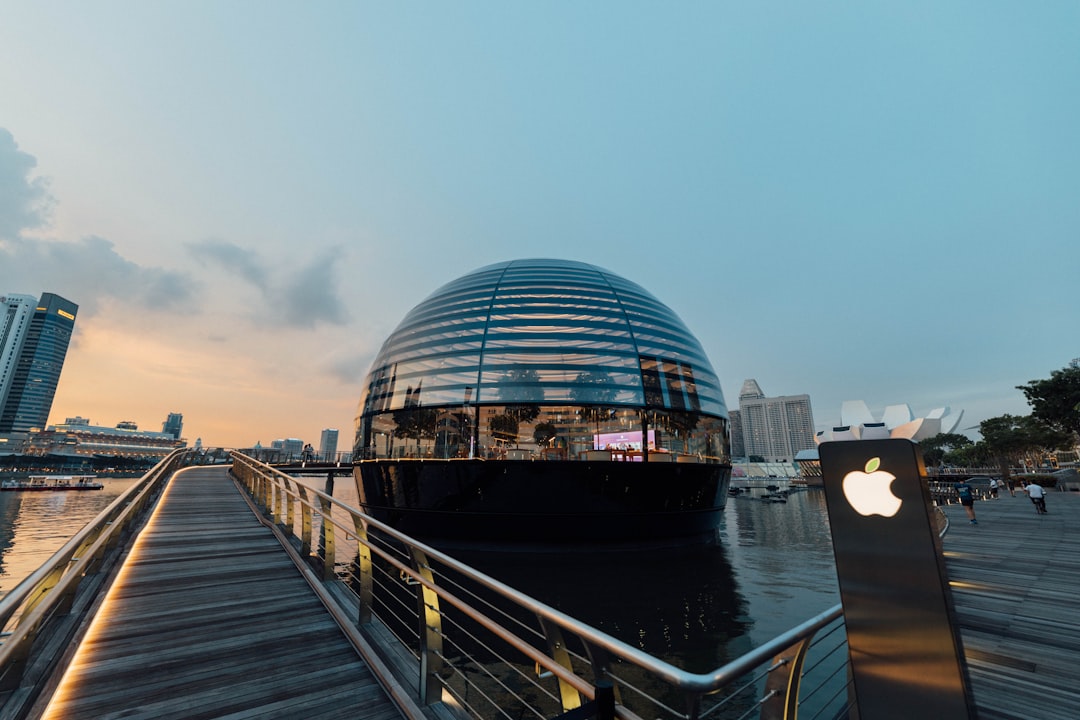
[0,292,78,433]
[0,294,37,410]
[26,418,185,460]
[319,428,339,461]
[271,438,304,459]
[814,401,964,443]
[162,412,184,440]
[728,410,745,458]
[736,379,816,463]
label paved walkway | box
[940,488,1080,720]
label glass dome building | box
[353,259,732,546]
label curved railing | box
[0,448,205,706]
[230,452,854,720]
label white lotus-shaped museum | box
[814,401,964,443]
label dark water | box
[322,477,841,673]
[2,475,841,674]
[0,478,138,598]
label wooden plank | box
[940,489,1080,720]
[36,466,404,720]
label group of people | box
[955,477,1048,525]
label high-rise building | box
[728,410,745,458]
[271,438,304,459]
[162,412,184,440]
[1,294,37,411]
[0,292,78,434]
[319,428,339,461]
[736,379,815,463]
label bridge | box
[1,450,1077,719]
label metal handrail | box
[0,448,196,697]
[230,452,852,720]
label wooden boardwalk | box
[941,488,1080,720]
[25,465,1080,720]
[33,467,409,720]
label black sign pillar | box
[818,439,976,719]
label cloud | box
[0,128,54,239]
[326,352,374,385]
[278,248,349,328]
[188,238,269,289]
[0,235,199,315]
[188,239,349,329]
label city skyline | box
[2,4,1077,448]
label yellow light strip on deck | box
[948,580,992,592]
[40,476,179,718]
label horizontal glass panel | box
[357,259,729,437]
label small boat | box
[1,475,104,491]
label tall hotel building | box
[162,412,184,439]
[0,292,79,434]
[319,428,339,461]
[736,379,815,463]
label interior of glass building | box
[353,258,731,466]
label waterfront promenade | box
[13,465,1080,719]
[30,467,414,720]
[940,488,1080,720]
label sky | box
[1,2,1077,449]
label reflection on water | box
[0,478,138,598]
[724,488,840,645]
[322,476,840,672]
[454,543,751,673]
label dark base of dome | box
[352,459,731,549]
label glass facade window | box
[355,259,730,464]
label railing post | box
[259,472,272,516]
[580,641,622,707]
[538,617,583,713]
[318,495,335,580]
[409,547,444,705]
[271,477,284,525]
[284,478,295,532]
[594,679,616,720]
[352,516,373,625]
[296,485,312,556]
[760,633,814,720]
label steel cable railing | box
[230,452,854,720]
[0,448,203,711]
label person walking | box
[1023,481,1048,514]
[989,478,1000,498]
[956,480,977,525]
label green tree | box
[947,442,991,468]
[533,422,557,447]
[571,370,621,438]
[1017,360,1080,440]
[497,367,543,427]
[392,407,439,453]
[918,432,973,467]
[979,414,1073,477]
[488,413,519,445]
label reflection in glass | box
[355,259,730,464]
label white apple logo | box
[842,457,902,517]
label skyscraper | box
[162,412,184,440]
[0,292,78,434]
[728,409,745,458]
[319,428,339,461]
[1,294,37,411]
[736,379,815,463]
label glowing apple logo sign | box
[842,457,902,517]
